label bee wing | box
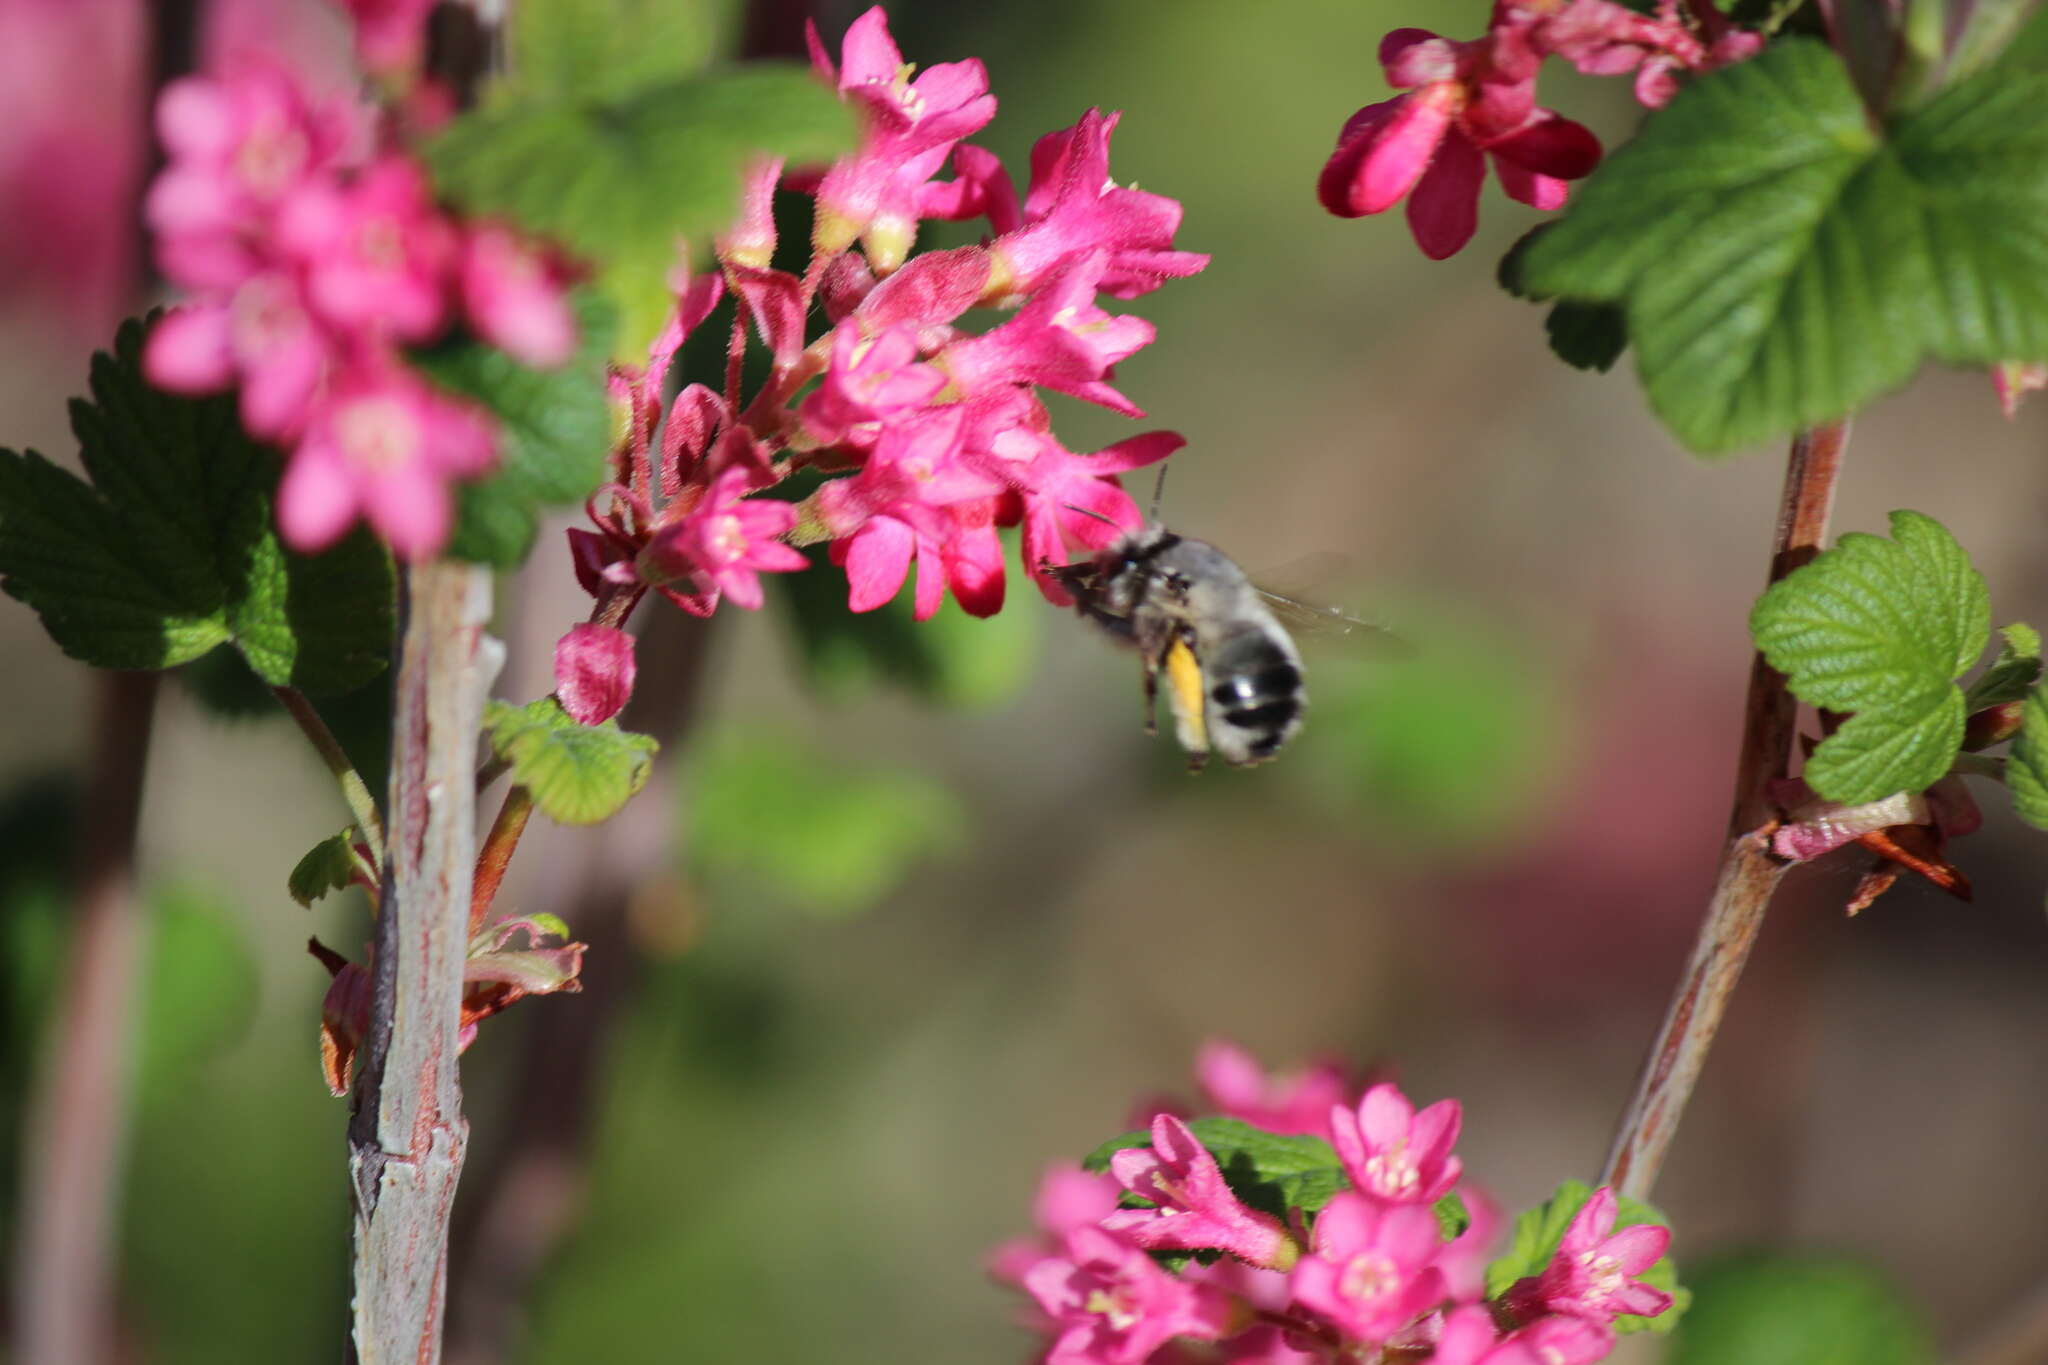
[1256,588,1413,656]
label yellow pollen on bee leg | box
[1163,639,1208,757]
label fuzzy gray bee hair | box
[1050,525,1307,771]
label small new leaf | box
[1083,1117,1347,1222]
[1669,1253,1934,1365]
[1485,1179,1689,1336]
[1521,36,2048,453]
[1750,510,1989,803]
[426,66,854,353]
[289,831,360,908]
[1963,622,2042,710]
[0,316,392,692]
[412,294,615,568]
[2006,684,2048,830]
[485,697,657,826]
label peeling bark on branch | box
[348,563,501,1365]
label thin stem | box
[276,685,387,870]
[11,671,159,1365]
[1599,420,1850,1200]
[470,785,534,936]
[348,564,501,1365]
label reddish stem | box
[470,784,534,935]
[1599,420,1849,1199]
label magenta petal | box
[555,623,637,725]
[1359,1083,1416,1147]
[1484,112,1602,181]
[1404,129,1484,259]
[1604,1222,1671,1274]
[363,458,452,562]
[275,447,360,553]
[143,305,235,394]
[843,516,914,612]
[1493,158,1573,211]
[1319,94,1452,218]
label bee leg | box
[1140,653,1160,737]
[1184,748,1209,776]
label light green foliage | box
[1963,622,2043,710]
[1083,1117,1348,1221]
[493,0,729,105]
[2006,684,2048,828]
[690,728,964,918]
[288,831,361,908]
[486,697,659,826]
[1669,1253,1934,1365]
[1522,32,2048,452]
[0,317,391,693]
[426,67,853,353]
[412,294,616,568]
[1750,510,1989,803]
[1484,1179,1689,1335]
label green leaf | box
[425,66,855,353]
[0,316,392,693]
[689,728,965,918]
[1484,1179,1689,1335]
[1964,621,2043,709]
[2007,684,2048,828]
[485,697,658,826]
[494,0,726,105]
[1544,301,1628,372]
[1434,1190,1472,1241]
[411,294,616,568]
[1082,1117,1348,1223]
[1749,510,1990,802]
[1669,1253,1934,1365]
[288,831,360,908]
[1521,37,2048,453]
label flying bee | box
[1047,480,1396,771]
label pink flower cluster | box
[993,1045,1674,1365]
[143,58,578,560]
[1321,0,1761,258]
[556,6,1205,721]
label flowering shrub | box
[994,1048,1680,1364]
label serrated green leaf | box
[288,831,360,908]
[412,294,616,568]
[1082,1117,1348,1223]
[0,317,392,693]
[426,66,854,353]
[1484,1179,1688,1335]
[1521,38,2048,453]
[1750,510,1989,803]
[690,727,964,918]
[1544,300,1628,372]
[1964,621,2043,709]
[2007,684,2048,828]
[1670,1253,1934,1365]
[486,697,658,826]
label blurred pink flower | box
[144,275,332,439]
[1436,1184,1503,1303]
[1289,1191,1447,1346]
[336,0,438,76]
[277,155,458,341]
[1194,1041,1356,1142]
[461,224,579,368]
[990,1162,1124,1288]
[1104,1115,1298,1269]
[1331,1084,1464,1204]
[1024,1226,1238,1365]
[274,361,497,560]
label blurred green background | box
[5,1,2048,1361]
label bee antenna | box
[1148,463,1171,524]
[1061,502,1124,529]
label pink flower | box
[638,468,807,610]
[1318,29,1600,259]
[1503,1187,1671,1325]
[1430,1304,1508,1365]
[1024,1227,1239,1365]
[1289,1192,1447,1346]
[799,320,947,447]
[144,274,332,439]
[987,428,1181,604]
[460,224,579,368]
[554,623,637,726]
[147,62,364,290]
[989,109,1209,300]
[276,155,459,342]
[1103,1115,1298,1269]
[938,252,1155,416]
[1481,1314,1616,1365]
[337,0,438,75]
[1194,1041,1355,1142]
[990,1163,1124,1287]
[1331,1084,1463,1204]
[1436,1184,1504,1303]
[803,5,997,270]
[1528,0,1761,109]
[274,361,497,560]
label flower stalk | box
[276,683,387,870]
[1600,419,1850,1199]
